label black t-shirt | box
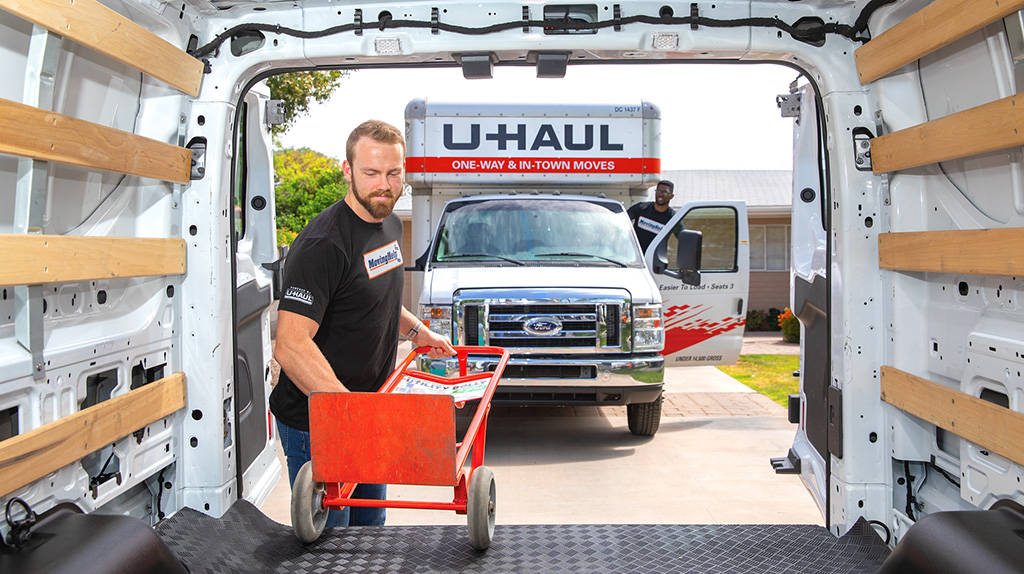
[627,201,676,253]
[270,200,405,431]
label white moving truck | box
[1,0,1022,572]
[406,99,749,436]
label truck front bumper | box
[420,353,664,406]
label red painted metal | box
[307,346,509,516]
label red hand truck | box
[289,345,510,550]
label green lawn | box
[717,355,800,407]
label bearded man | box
[271,120,455,527]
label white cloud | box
[278,63,799,170]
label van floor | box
[156,501,890,573]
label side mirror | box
[651,235,679,279]
[676,229,702,286]
[405,249,429,272]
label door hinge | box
[828,385,843,459]
[777,93,802,119]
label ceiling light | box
[374,37,402,55]
[652,33,679,51]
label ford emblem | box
[523,317,562,336]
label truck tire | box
[467,466,496,551]
[627,393,662,436]
[291,461,328,544]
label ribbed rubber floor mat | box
[156,501,889,573]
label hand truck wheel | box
[466,465,496,550]
[291,461,328,543]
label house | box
[660,169,793,313]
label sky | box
[278,63,800,171]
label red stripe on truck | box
[406,156,661,174]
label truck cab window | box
[665,207,738,273]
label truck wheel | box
[291,461,328,543]
[627,393,663,436]
[467,466,496,550]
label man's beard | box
[351,178,399,219]
[655,195,669,206]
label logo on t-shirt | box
[364,240,403,279]
[283,286,314,305]
[637,216,666,235]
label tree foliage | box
[266,70,348,138]
[274,147,347,246]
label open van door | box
[645,200,749,366]
[781,83,830,517]
[230,84,282,504]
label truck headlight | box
[420,305,452,340]
[632,304,664,352]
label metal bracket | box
[15,26,61,381]
[354,9,363,36]
[874,109,892,205]
[188,140,207,180]
[827,385,843,459]
[853,129,872,171]
[431,7,440,35]
[265,99,285,127]
[777,93,802,118]
[690,3,699,30]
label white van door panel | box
[232,86,281,505]
[646,200,749,366]
[788,84,829,517]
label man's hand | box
[412,326,457,359]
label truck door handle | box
[736,298,744,315]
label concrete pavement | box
[259,334,821,527]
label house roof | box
[659,170,792,215]
[394,169,793,219]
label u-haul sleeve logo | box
[364,241,403,279]
[637,216,665,235]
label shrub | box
[745,309,767,331]
[778,307,800,343]
[766,307,783,331]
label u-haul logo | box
[283,286,314,305]
[637,216,666,235]
[423,117,642,158]
[364,241,403,279]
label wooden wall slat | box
[0,0,203,97]
[0,373,186,497]
[878,228,1024,276]
[855,0,1024,85]
[880,366,1024,466]
[0,235,186,285]
[0,98,191,184]
[870,94,1024,174]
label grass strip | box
[718,354,800,407]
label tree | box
[266,70,348,138]
[274,147,346,246]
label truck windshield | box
[432,198,642,267]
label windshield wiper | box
[441,253,526,266]
[536,252,628,268]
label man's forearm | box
[275,334,349,395]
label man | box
[627,179,676,254]
[271,120,455,527]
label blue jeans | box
[277,419,386,527]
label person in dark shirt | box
[627,179,676,253]
[271,120,455,527]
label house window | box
[750,224,790,271]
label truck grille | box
[488,304,597,348]
[454,291,630,353]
